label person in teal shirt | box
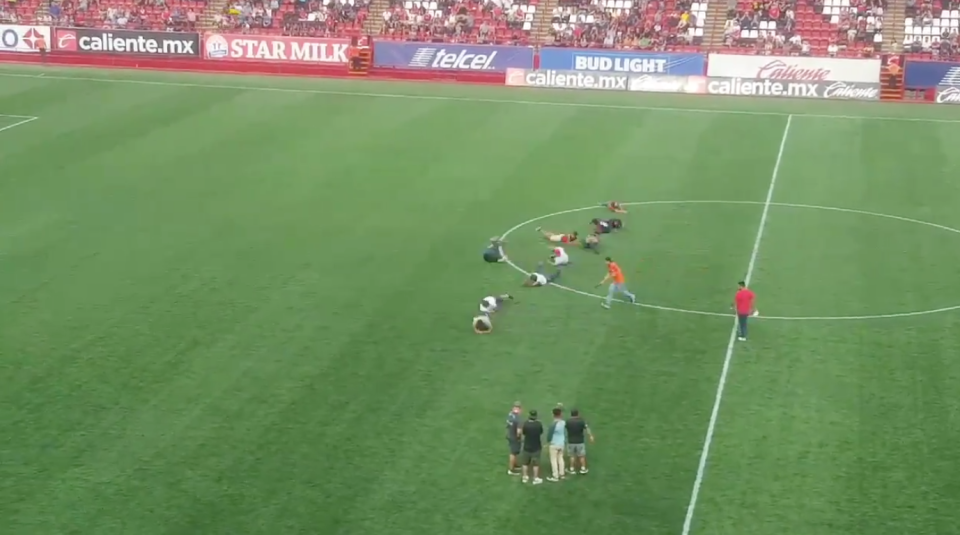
[546,406,567,482]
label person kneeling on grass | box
[483,237,507,263]
[523,262,561,287]
[583,232,601,254]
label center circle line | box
[498,200,960,321]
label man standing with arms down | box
[734,281,756,342]
[566,408,595,475]
[547,405,566,482]
[519,410,544,485]
[505,401,522,475]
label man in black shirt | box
[565,408,595,475]
[519,410,544,485]
[505,401,522,475]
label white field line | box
[680,114,793,535]
[0,116,38,134]
[3,70,960,123]
[499,199,960,321]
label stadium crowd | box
[379,0,533,45]
[215,0,368,36]
[546,0,704,49]
[723,0,884,56]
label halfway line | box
[0,116,38,134]
[681,114,793,535]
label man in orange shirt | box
[596,257,636,309]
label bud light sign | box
[539,48,705,75]
[373,42,533,72]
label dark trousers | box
[737,314,748,338]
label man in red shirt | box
[734,281,755,341]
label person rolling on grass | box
[547,405,567,482]
[535,227,578,244]
[483,237,507,263]
[479,294,513,315]
[591,218,623,234]
[473,314,493,334]
[565,408,595,475]
[550,246,571,267]
[523,261,561,288]
[602,201,628,213]
[596,257,637,309]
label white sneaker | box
[737,337,746,341]
[601,302,610,309]
[532,478,543,485]
[579,468,589,474]
[508,469,520,476]
[546,477,559,482]
[522,476,529,483]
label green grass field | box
[2,65,960,535]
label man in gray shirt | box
[505,401,522,475]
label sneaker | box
[532,478,543,485]
[508,469,520,476]
[546,477,559,482]
[579,468,589,474]
[628,294,636,304]
[522,476,529,483]
[737,337,746,342]
[601,302,610,309]
[566,469,577,475]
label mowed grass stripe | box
[1,93,458,531]
[691,118,960,535]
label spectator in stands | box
[478,19,493,42]
[827,40,838,56]
[723,15,739,45]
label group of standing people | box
[505,402,595,485]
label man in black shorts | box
[519,409,544,485]
[566,408,594,475]
[505,401,522,475]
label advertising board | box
[504,69,707,94]
[505,68,630,90]
[539,49,705,75]
[935,86,960,104]
[0,25,50,53]
[705,77,879,100]
[204,34,349,64]
[374,42,533,72]
[707,54,880,83]
[904,60,960,89]
[53,28,199,57]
